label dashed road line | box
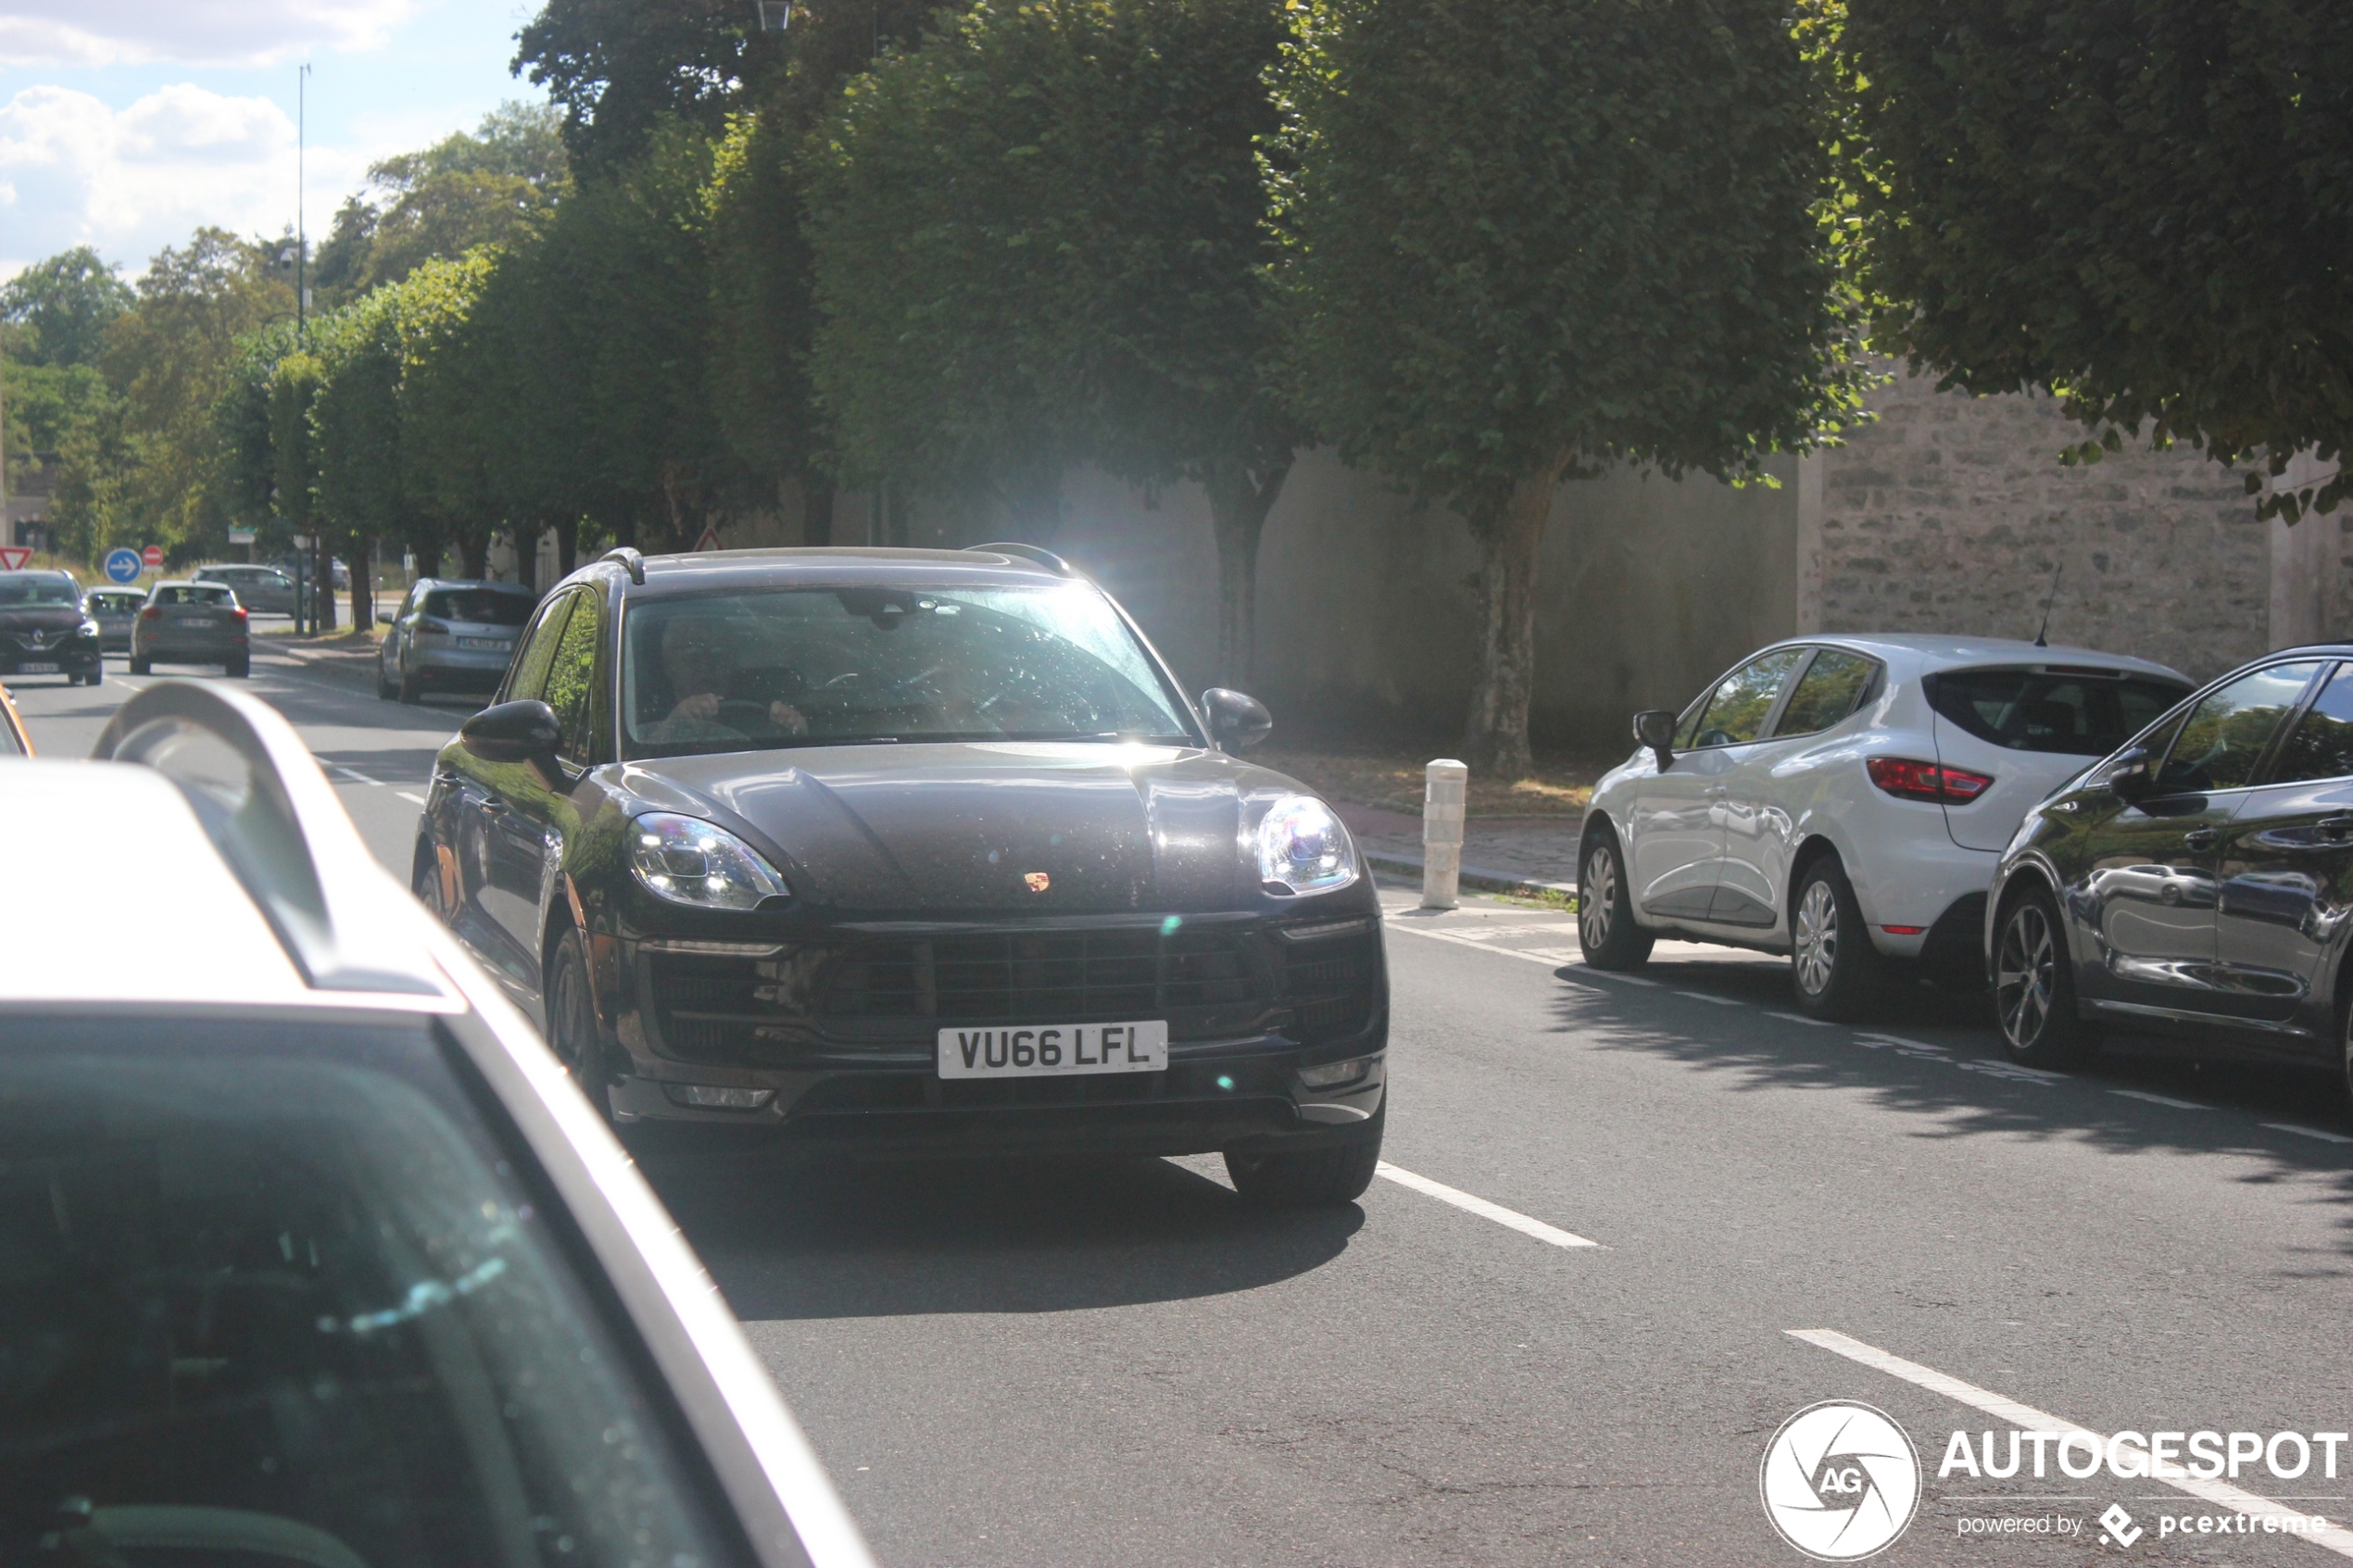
[396,790,428,806]
[1788,1328,2353,1559]
[1375,1162,1599,1249]
[2109,1088,2209,1110]
[1767,1010,1834,1027]
[331,764,383,786]
[1675,990,1743,1006]
[2264,1123,2353,1145]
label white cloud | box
[0,1,420,69]
[0,83,375,275]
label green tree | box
[516,0,757,172]
[1277,0,1867,776]
[1833,0,2353,518]
[396,252,506,579]
[807,0,1302,683]
[308,292,407,628]
[1,246,136,368]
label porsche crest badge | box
[1024,872,1051,893]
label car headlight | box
[629,812,788,910]
[1255,795,1357,895]
[80,620,100,637]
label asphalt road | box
[16,644,2353,1567]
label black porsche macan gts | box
[414,545,1388,1205]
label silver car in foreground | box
[0,682,873,1568]
[380,578,536,702]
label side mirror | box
[460,699,560,764]
[2105,745,2155,802]
[1632,709,1678,769]
[1201,687,1273,750]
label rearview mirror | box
[1632,709,1678,768]
[460,699,560,764]
[378,610,396,625]
[1201,687,1273,750]
[2105,745,2155,802]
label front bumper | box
[595,907,1390,1155]
[0,639,101,676]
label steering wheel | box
[713,699,774,729]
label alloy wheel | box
[1996,903,2056,1049]
[1793,878,1838,997]
[1580,845,1617,950]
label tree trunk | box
[513,528,537,595]
[312,540,337,633]
[459,529,489,580]
[347,533,372,634]
[556,515,580,577]
[1203,453,1294,690]
[1461,470,1556,780]
[409,534,443,580]
[803,478,835,547]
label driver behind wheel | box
[638,611,808,744]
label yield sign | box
[692,525,724,553]
[0,546,30,571]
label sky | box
[0,0,549,282]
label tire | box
[1226,1111,1383,1208]
[1578,826,1655,970]
[1994,884,2095,1068]
[226,658,249,679]
[128,656,150,675]
[412,849,448,924]
[80,670,102,687]
[545,924,618,1124]
[377,658,396,700]
[1790,856,1885,1021]
[398,660,422,704]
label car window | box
[505,593,575,705]
[1774,649,1879,737]
[1687,649,1805,748]
[425,589,535,627]
[153,586,233,607]
[0,1015,739,1568]
[1926,668,2192,757]
[544,591,604,766]
[2268,662,2353,785]
[2154,661,2324,795]
[621,583,1197,759]
[0,574,80,607]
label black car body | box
[413,547,1388,1203]
[1989,645,2353,1084]
[0,571,103,685]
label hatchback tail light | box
[416,617,452,635]
[1867,757,1994,804]
[139,606,161,621]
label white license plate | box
[17,661,57,674]
[171,616,212,627]
[937,1021,1168,1079]
[459,637,511,652]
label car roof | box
[594,546,1077,597]
[1767,632,2190,684]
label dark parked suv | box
[1992,646,2353,1089]
[412,546,1389,1204]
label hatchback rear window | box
[153,585,233,606]
[424,589,535,626]
[1925,668,2190,756]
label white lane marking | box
[1383,921,1579,969]
[396,790,428,806]
[1857,1033,1944,1052]
[1767,1010,1834,1027]
[331,764,383,786]
[1375,1162,1598,1248]
[1788,1328,2353,1559]
[2109,1088,2208,1110]
[1674,990,1743,1006]
[2264,1123,2353,1145]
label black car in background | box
[413,546,1389,1205]
[0,571,102,685]
[1991,646,2353,1088]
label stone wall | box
[1805,366,2271,684]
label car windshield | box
[0,575,79,607]
[154,586,233,606]
[0,1015,738,1568]
[1925,667,2191,756]
[425,589,534,626]
[622,583,1198,758]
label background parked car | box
[378,577,536,702]
[1990,647,2353,1082]
[195,562,302,615]
[1580,634,2191,1019]
[132,581,250,677]
[83,587,145,651]
[271,552,349,594]
[0,570,103,686]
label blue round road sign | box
[104,548,142,584]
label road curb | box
[1364,849,1578,902]
[262,638,381,688]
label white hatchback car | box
[1578,634,2192,1017]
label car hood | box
[0,607,85,634]
[617,741,1309,913]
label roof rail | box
[92,682,443,997]
[603,546,647,584]
[963,542,1075,575]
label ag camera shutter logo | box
[1760,1400,1921,1561]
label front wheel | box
[1995,886,2094,1067]
[1226,1114,1382,1207]
[546,924,617,1125]
[397,661,422,705]
[1790,857,1884,1021]
[1579,828,1655,971]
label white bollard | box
[1422,759,1468,909]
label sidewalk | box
[1331,802,1579,899]
[258,631,382,688]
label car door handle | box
[2183,828,2221,851]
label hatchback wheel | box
[547,925,617,1124]
[398,660,423,705]
[1578,828,1654,971]
[1994,886,2093,1067]
[1790,857,1883,1021]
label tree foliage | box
[1833,0,2353,518]
[0,246,135,368]
[1277,0,1867,773]
[515,0,757,171]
